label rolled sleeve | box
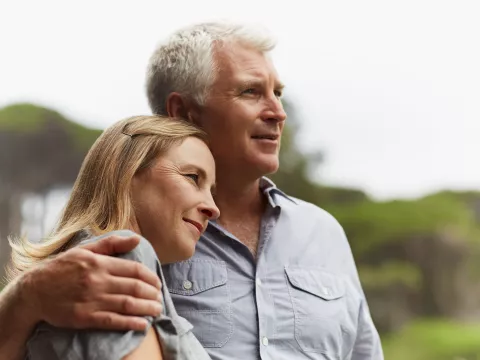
[26,230,183,360]
[27,322,151,360]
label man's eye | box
[185,174,199,184]
[242,88,256,95]
[274,89,283,98]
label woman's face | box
[131,137,219,264]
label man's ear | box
[166,92,188,119]
[166,92,202,126]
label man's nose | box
[262,96,287,123]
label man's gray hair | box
[146,21,276,115]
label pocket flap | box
[165,260,227,295]
[285,266,345,300]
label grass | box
[382,319,480,360]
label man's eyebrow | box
[276,82,285,91]
[238,79,263,89]
[238,78,285,90]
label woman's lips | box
[183,218,203,234]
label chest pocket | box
[285,266,357,358]
[163,260,233,348]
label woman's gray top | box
[26,230,211,360]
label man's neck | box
[214,176,265,225]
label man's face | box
[194,42,287,181]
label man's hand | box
[21,234,163,331]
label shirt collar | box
[207,177,297,234]
[260,177,298,208]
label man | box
[0,22,383,359]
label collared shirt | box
[27,230,211,360]
[162,178,384,360]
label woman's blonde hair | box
[7,115,207,280]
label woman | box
[8,115,219,360]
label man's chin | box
[216,157,279,181]
[255,158,280,177]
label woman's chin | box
[172,239,197,262]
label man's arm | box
[0,234,163,360]
[0,277,36,360]
[351,299,384,360]
[333,221,384,359]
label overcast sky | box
[1,0,479,200]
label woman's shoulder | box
[78,229,143,247]
[78,229,160,269]
[26,230,164,360]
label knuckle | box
[133,280,144,297]
[62,249,92,270]
[100,313,115,328]
[78,271,98,295]
[121,296,136,313]
[86,253,102,268]
[132,262,142,278]
[100,235,117,246]
[72,305,88,328]
[66,247,87,260]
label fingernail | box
[157,293,163,303]
[135,318,148,329]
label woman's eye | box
[185,173,199,184]
[274,89,283,98]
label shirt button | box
[183,280,193,290]
[261,336,269,346]
[323,287,330,296]
[256,278,262,286]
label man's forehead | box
[236,73,285,89]
[214,43,283,85]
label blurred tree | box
[0,103,101,281]
[270,97,367,205]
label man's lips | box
[183,218,204,234]
[251,134,279,140]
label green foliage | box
[382,319,480,360]
[359,262,422,290]
[322,192,480,257]
[0,103,101,151]
[271,97,368,206]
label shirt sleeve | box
[351,299,384,360]
[26,322,151,360]
[335,225,384,360]
[25,230,163,360]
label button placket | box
[261,336,269,346]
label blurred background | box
[1,0,480,358]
